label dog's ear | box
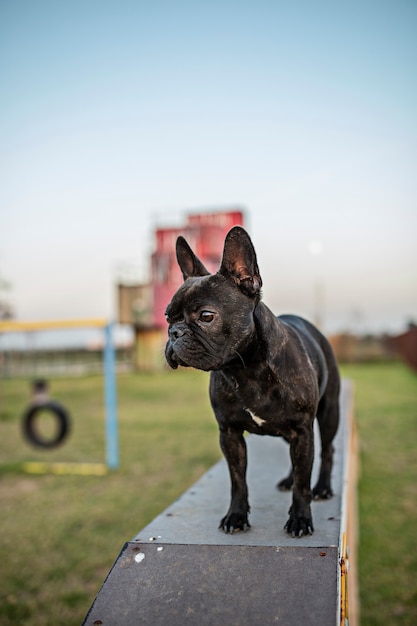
[176,236,210,280]
[219,226,262,297]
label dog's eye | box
[199,311,215,323]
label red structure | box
[151,210,245,328]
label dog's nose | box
[170,325,186,340]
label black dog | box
[165,226,340,537]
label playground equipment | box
[0,318,119,474]
[22,379,71,448]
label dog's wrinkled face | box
[165,273,257,371]
[165,227,262,372]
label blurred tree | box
[0,272,14,319]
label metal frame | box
[0,318,119,472]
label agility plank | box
[83,379,358,626]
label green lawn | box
[341,362,417,625]
[0,362,416,625]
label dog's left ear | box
[219,226,262,298]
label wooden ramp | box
[83,379,358,625]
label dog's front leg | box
[219,427,251,533]
[284,422,314,537]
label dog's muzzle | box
[168,323,188,341]
[165,324,192,369]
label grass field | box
[0,362,416,625]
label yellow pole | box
[0,319,107,333]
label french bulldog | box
[165,226,340,537]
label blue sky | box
[1,0,416,338]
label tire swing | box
[22,401,71,449]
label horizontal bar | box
[0,318,108,333]
[23,462,108,476]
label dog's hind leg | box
[313,382,340,499]
[276,436,293,491]
[277,467,293,491]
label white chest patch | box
[245,408,266,427]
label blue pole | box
[104,322,119,470]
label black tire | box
[22,401,71,449]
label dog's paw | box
[277,476,293,491]
[312,483,333,500]
[219,511,251,534]
[284,509,314,538]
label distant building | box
[386,324,417,372]
[117,209,245,368]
